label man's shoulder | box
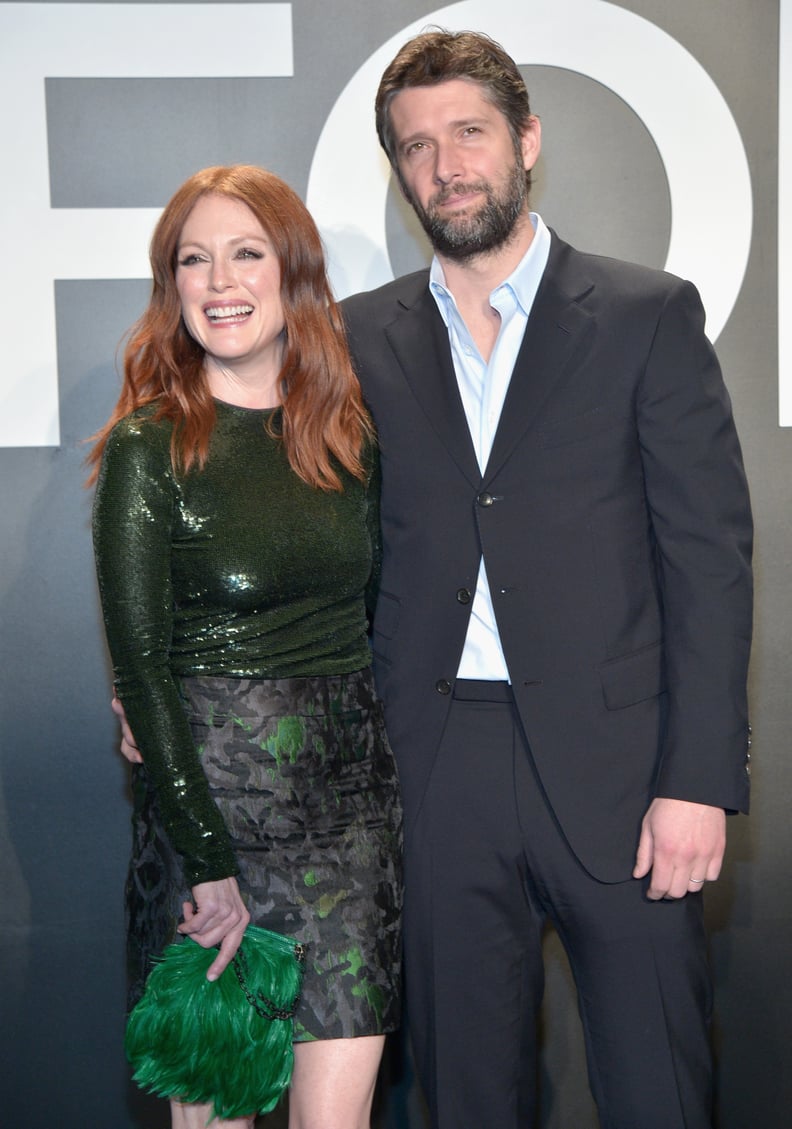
[342,268,430,324]
[549,231,689,304]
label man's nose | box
[433,140,464,185]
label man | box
[341,29,752,1129]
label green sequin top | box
[93,400,380,885]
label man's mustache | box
[430,181,489,209]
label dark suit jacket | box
[343,233,753,882]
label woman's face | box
[175,193,285,386]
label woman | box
[89,165,402,1129]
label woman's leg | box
[170,1099,254,1129]
[288,1035,385,1129]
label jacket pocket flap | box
[599,643,666,710]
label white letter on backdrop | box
[780,0,790,425]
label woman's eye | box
[178,253,204,266]
[236,247,263,260]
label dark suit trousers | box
[402,685,714,1129]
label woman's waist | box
[178,665,378,719]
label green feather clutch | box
[125,925,305,1119]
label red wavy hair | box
[87,165,371,490]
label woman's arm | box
[93,416,247,970]
[109,698,249,977]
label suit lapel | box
[381,236,597,489]
[483,236,596,484]
[384,283,481,488]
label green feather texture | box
[125,925,305,1119]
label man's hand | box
[111,695,143,764]
[633,797,726,901]
[178,877,251,981]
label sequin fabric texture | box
[94,400,401,1037]
[93,400,382,883]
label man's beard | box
[407,154,528,262]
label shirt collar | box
[429,212,551,324]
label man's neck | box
[435,210,535,362]
[437,209,534,299]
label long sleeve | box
[636,278,753,809]
[93,415,238,885]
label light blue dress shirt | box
[428,213,552,681]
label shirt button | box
[456,588,472,604]
[435,679,452,695]
[477,492,494,507]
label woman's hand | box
[178,877,251,980]
[111,695,143,764]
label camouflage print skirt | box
[125,667,403,1040]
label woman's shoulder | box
[107,403,173,445]
[102,403,175,472]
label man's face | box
[389,78,540,261]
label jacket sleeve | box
[637,278,753,811]
[93,417,238,884]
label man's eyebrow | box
[398,116,490,149]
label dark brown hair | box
[375,29,534,191]
[87,165,371,490]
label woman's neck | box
[205,361,282,409]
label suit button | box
[435,679,452,695]
[477,492,494,507]
[456,588,472,604]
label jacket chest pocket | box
[539,407,630,449]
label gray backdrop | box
[0,1,789,1126]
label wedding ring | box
[690,877,705,884]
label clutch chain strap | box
[232,941,306,1021]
